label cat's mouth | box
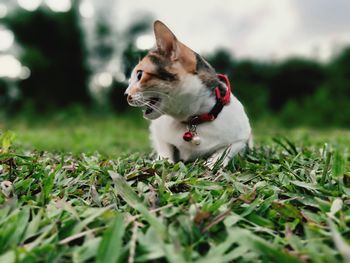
[142,97,162,119]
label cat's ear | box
[153,20,179,61]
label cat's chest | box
[152,116,222,159]
[167,128,213,161]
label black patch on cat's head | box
[195,53,215,73]
[148,53,177,81]
[195,53,218,88]
[195,53,228,96]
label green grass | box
[1,112,349,155]
[0,114,349,262]
[0,112,150,155]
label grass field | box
[0,113,349,262]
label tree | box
[268,58,325,111]
[4,7,90,111]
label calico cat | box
[125,20,252,167]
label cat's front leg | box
[150,135,175,162]
[206,141,248,169]
[206,147,232,169]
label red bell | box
[183,131,193,141]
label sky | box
[1,0,350,81]
[115,0,350,61]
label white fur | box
[149,74,252,167]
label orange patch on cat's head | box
[135,57,157,83]
[136,56,157,75]
[151,20,197,74]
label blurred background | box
[0,0,349,155]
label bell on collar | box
[191,135,201,145]
[183,131,193,142]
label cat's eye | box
[136,70,143,81]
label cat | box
[125,20,252,167]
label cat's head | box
[125,20,217,120]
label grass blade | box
[109,171,166,237]
[109,171,186,263]
[96,214,125,263]
[321,151,332,185]
[228,228,301,263]
[328,218,350,262]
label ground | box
[0,113,349,262]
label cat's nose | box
[127,95,134,104]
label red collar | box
[182,74,231,143]
[186,73,231,125]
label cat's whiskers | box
[141,91,174,105]
[131,94,147,107]
[142,90,171,98]
[143,90,209,101]
[131,94,166,115]
[141,90,213,117]
[143,101,166,115]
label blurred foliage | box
[94,21,114,60]
[3,5,90,111]
[207,48,350,127]
[269,58,325,110]
[109,16,151,112]
[0,8,349,127]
